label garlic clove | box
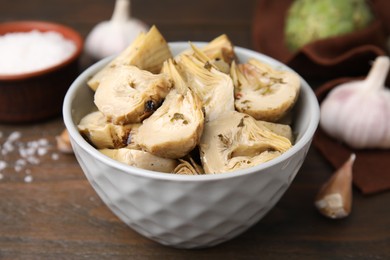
[85,0,149,60]
[85,20,148,60]
[56,129,73,154]
[315,153,356,219]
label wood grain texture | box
[0,0,389,259]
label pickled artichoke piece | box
[178,35,235,73]
[94,65,172,125]
[100,148,178,173]
[173,157,204,175]
[202,34,235,63]
[225,151,282,171]
[231,59,300,122]
[256,120,294,143]
[135,59,204,159]
[78,110,140,149]
[88,25,172,91]
[178,54,235,122]
[199,111,292,174]
[200,34,235,73]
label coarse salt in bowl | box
[0,21,83,123]
[0,30,76,75]
[63,42,320,248]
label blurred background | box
[2,0,388,79]
[0,0,257,49]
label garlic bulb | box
[320,56,390,149]
[85,0,149,60]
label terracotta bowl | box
[0,21,83,123]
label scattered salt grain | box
[37,147,48,156]
[14,159,27,172]
[0,161,7,171]
[2,131,21,155]
[15,159,27,167]
[19,147,33,158]
[0,131,61,183]
[7,131,21,142]
[14,165,23,172]
[0,160,6,179]
[0,30,76,75]
[38,138,49,146]
[24,175,33,183]
[27,156,40,165]
[51,153,59,160]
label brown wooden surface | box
[0,1,389,259]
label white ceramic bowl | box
[63,42,320,248]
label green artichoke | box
[284,0,374,51]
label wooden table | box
[1,1,389,259]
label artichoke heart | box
[256,120,294,143]
[178,35,235,73]
[135,59,204,159]
[94,65,172,125]
[200,111,292,174]
[78,110,140,149]
[231,59,300,122]
[173,157,204,175]
[201,34,235,67]
[88,25,172,91]
[100,148,178,173]
[179,54,235,122]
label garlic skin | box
[85,0,149,60]
[320,56,390,149]
[315,153,355,219]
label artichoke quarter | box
[199,111,292,174]
[177,34,236,74]
[231,58,300,122]
[178,54,235,122]
[78,110,140,149]
[173,156,205,175]
[99,148,178,173]
[135,59,205,159]
[88,25,172,91]
[94,65,172,125]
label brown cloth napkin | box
[252,0,389,80]
[313,78,390,195]
[252,0,390,194]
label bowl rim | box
[0,20,83,81]
[63,42,320,182]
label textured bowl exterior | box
[0,21,83,123]
[63,43,320,248]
